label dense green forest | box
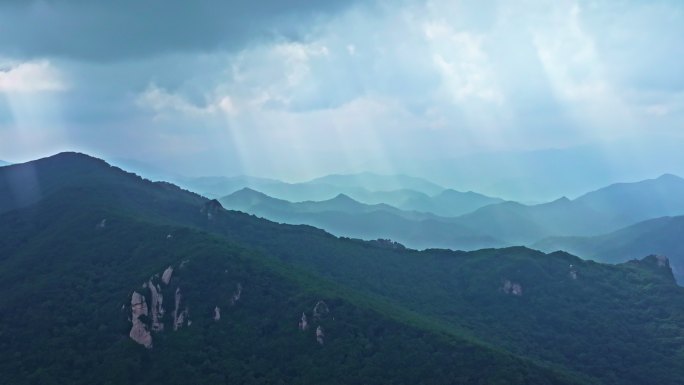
[2,153,684,384]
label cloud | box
[2,0,684,191]
[424,21,502,104]
[0,0,366,61]
[0,60,67,92]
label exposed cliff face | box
[316,326,325,345]
[298,312,308,331]
[173,287,184,331]
[201,199,223,220]
[299,300,332,345]
[161,266,173,284]
[148,280,164,332]
[313,300,329,320]
[175,308,189,330]
[502,280,523,296]
[127,262,245,347]
[231,283,242,305]
[656,255,669,267]
[129,291,152,348]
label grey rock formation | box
[316,326,325,345]
[656,255,669,267]
[148,281,164,332]
[175,308,188,330]
[214,306,221,321]
[502,279,523,296]
[200,199,223,220]
[231,283,242,305]
[173,287,184,331]
[129,291,152,348]
[298,312,308,331]
[161,266,174,285]
[313,300,330,320]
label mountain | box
[455,174,684,244]
[176,175,286,198]
[534,215,684,284]
[0,160,9,167]
[223,188,428,218]
[220,188,504,250]
[306,172,445,195]
[3,153,684,384]
[179,172,501,217]
[400,189,505,217]
[574,174,684,224]
[0,153,579,385]
[457,197,618,244]
[178,175,402,203]
[345,188,503,217]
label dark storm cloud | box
[0,0,363,61]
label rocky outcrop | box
[200,199,223,220]
[502,279,523,296]
[656,255,669,267]
[128,263,246,345]
[569,264,578,280]
[148,281,164,332]
[129,291,152,348]
[316,326,325,345]
[161,266,173,285]
[175,308,188,330]
[173,287,183,330]
[96,219,107,229]
[313,300,329,320]
[231,283,242,305]
[299,312,308,331]
[300,301,332,344]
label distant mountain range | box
[180,172,503,218]
[3,152,684,384]
[220,188,504,250]
[348,188,504,217]
[458,174,684,244]
[179,172,446,200]
[535,215,684,284]
[218,174,684,252]
[306,172,446,195]
[0,160,10,167]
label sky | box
[1,0,683,201]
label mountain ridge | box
[219,186,505,250]
[3,152,684,384]
[534,214,684,283]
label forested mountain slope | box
[2,153,684,385]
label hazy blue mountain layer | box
[180,172,503,218]
[535,215,684,284]
[305,172,445,196]
[220,188,505,250]
[457,174,684,244]
[220,174,684,251]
